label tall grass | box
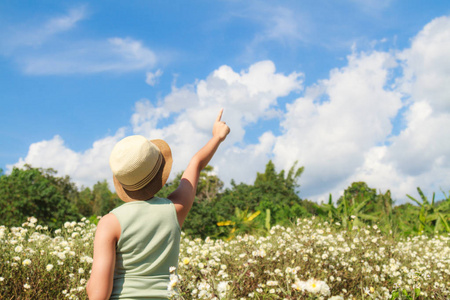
[1,217,449,299]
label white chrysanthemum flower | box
[217,281,228,293]
[320,280,331,296]
[198,281,210,291]
[78,268,84,274]
[329,296,344,300]
[168,273,179,290]
[252,249,267,258]
[267,280,278,286]
[305,278,322,294]
[291,279,306,291]
[22,259,31,266]
[23,283,31,289]
[15,245,23,253]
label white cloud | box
[7,130,125,189]
[254,6,308,45]
[131,60,303,179]
[216,131,276,186]
[1,6,158,75]
[1,6,87,52]
[146,69,163,86]
[273,50,402,200]
[9,16,450,203]
[9,60,301,190]
[265,16,450,203]
[398,16,450,112]
[386,102,450,176]
[342,16,450,202]
[20,37,157,75]
[235,4,311,60]
[39,6,87,41]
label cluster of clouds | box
[0,6,157,75]
[6,8,450,203]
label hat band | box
[120,152,163,191]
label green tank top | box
[109,197,181,300]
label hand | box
[213,108,230,142]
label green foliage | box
[0,165,80,229]
[91,180,122,216]
[216,161,310,227]
[326,182,399,235]
[75,180,122,218]
[182,199,218,238]
[407,187,450,234]
[216,208,263,240]
[323,193,377,231]
[195,165,224,203]
[2,163,449,240]
[155,172,181,199]
[76,180,123,217]
[392,203,420,236]
[253,160,309,226]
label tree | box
[195,165,223,203]
[156,172,182,199]
[328,182,393,231]
[0,165,79,228]
[92,180,122,216]
[215,161,311,234]
[76,186,95,218]
[337,182,377,212]
[253,160,309,226]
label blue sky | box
[1,1,450,203]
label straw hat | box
[109,135,172,202]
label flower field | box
[1,217,449,299]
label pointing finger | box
[216,108,224,122]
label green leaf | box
[417,187,429,205]
[439,213,450,232]
[391,291,399,299]
[414,288,421,297]
[358,213,378,221]
[406,194,422,206]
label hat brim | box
[113,139,173,202]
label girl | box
[86,109,230,299]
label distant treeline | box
[0,163,449,238]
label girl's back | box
[110,198,181,299]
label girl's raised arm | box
[168,109,230,227]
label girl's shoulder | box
[95,213,121,241]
